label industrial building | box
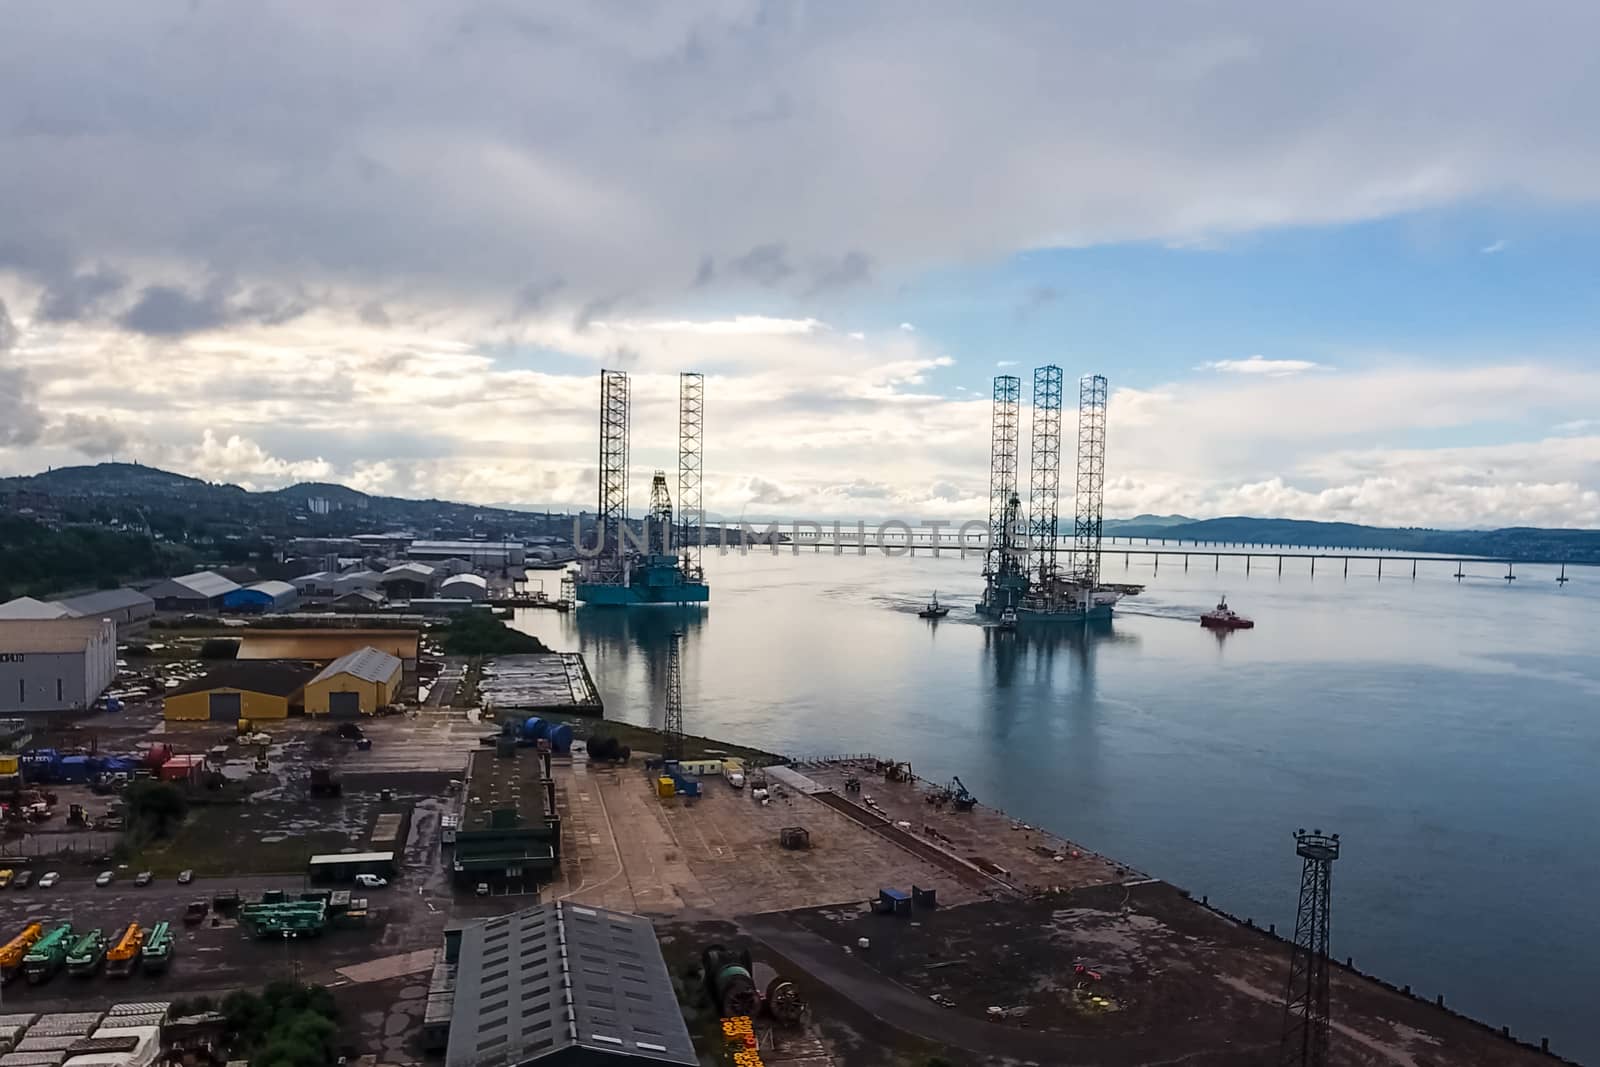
[144,570,240,612]
[381,563,436,600]
[407,540,525,567]
[332,589,386,613]
[55,588,156,632]
[291,572,340,598]
[451,747,560,892]
[437,574,489,602]
[0,618,118,713]
[303,647,403,716]
[222,581,300,614]
[335,570,384,595]
[162,661,318,721]
[442,903,695,1067]
[0,596,72,620]
[236,629,421,671]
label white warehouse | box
[0,618,117,713]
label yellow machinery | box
[657,777,676,798]
[0,922,44,976]
[106,923,144,977]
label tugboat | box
[918,591,950,619]
[996,607,1019,632]
[1200,596,1254,630]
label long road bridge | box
[745,529,1582,583]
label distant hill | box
[1108,515,1600,563]
[1104,513,1193,531]
[0,462,570,544]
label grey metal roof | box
[0,619,113,653]
[146,571,239,600]
[54,589,154,617]
[245,581,298,598]
[384,562,436,578]
[446,903,695,1067]
[0,597,71,620]
[439,574,489,590]
[311,646,403,685]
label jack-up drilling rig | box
[575,370,711,606]
[977,369,1140,623]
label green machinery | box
[65,928,108,976]
[240,900,327,939]
[141,922,174,973]
[23,923,74,984]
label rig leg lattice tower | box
[678,371,704,578]
[986,375,1022,578]
[1072,373,1108,586]
[1028,365,1064,587]
[596,368,631,583]
[648,471,673,556]
[1278,829,1340,1067]
[663,629,685,762]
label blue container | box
[520,717,547,740]
[105,697,123,714]
[676,778,701,797]
[57,756,92,783]
[546,723,573,754]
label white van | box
[723,759,746,789]
[354,873,388,889]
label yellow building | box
[163,662,317,721]
[303,646,403,717]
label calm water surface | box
[514,549,1600,1060]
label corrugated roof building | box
[0,619,117,714]
[381,562,437,600]
[236,629,419,669]
[408,541,525,567]
[304,647,403,716]
[54,589,155,631]
[445,903,695,1067]
[163,661,318,721]
[144,571,240,611]
[221,581,300,614]
[438,574,489,602]
[291,572,339,597]
[0,597,71,620]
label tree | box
[125,779,189,837]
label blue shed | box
[221,581,300,614]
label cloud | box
[899,322,916,332]
[116,282,309,337]
[33,267,127,324]
[996,359,1018,367]
[1200,355,1327,376]
[1481,239,1508,254]
[728,244,794,287]
[0,298,16,353]
[598,316,825,337]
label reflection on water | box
[513,550,1600,1060]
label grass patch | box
[540,716,780,764]
[126,807,350,877]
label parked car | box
[38,871,60,889]
[177,869,194,885]
[13,870,32,890]
[95,870,115,887]
[134,871,154,887]
[353,874,388,889]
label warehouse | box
[407,540,525,568]
[0,619,117,713]
[444,903,695,1067]
[163,661,317,721]
[452,748,560,892]
[331,589,386,613]
[55,588,156,633]
[144,571,240,612]
[304,647,404,716]
[237,629,421,671]
[0,596,72,620]
[221,580,300,614]
[334,570,384,595]
[437,574,489,602]
[291,572,339,598]
[381,562,436,600]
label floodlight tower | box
[1279,829,1340,1067]
[663,629,685,762]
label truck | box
[65,928,108,976]
[0,922,44,983]
[23,922,73,983]
[183,900,209,925]
[105,922,144,977]
[140,921,174,973]
[723,759,746,790]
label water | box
[513,548,1600,1060]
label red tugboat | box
[1200,596,1254,630]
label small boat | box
[1200,596,1254,630]
[918,591,950,619]
[996,607,1019,632]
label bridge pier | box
[1506,563,1516,582]
[1558,563,1569,585]
[1277,555,1283,576]
[1215,554,1220,572]
[1343,557,1349,578]
[1246,556,1251,575]
[1310,557,1315,577]
[1377,558,1382,580]
[1184,554,1189,572]
[1411,558,1417,579]
[1455,561,1464,580]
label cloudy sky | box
[2,2,1598,527]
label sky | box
[1,2,1599,528]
